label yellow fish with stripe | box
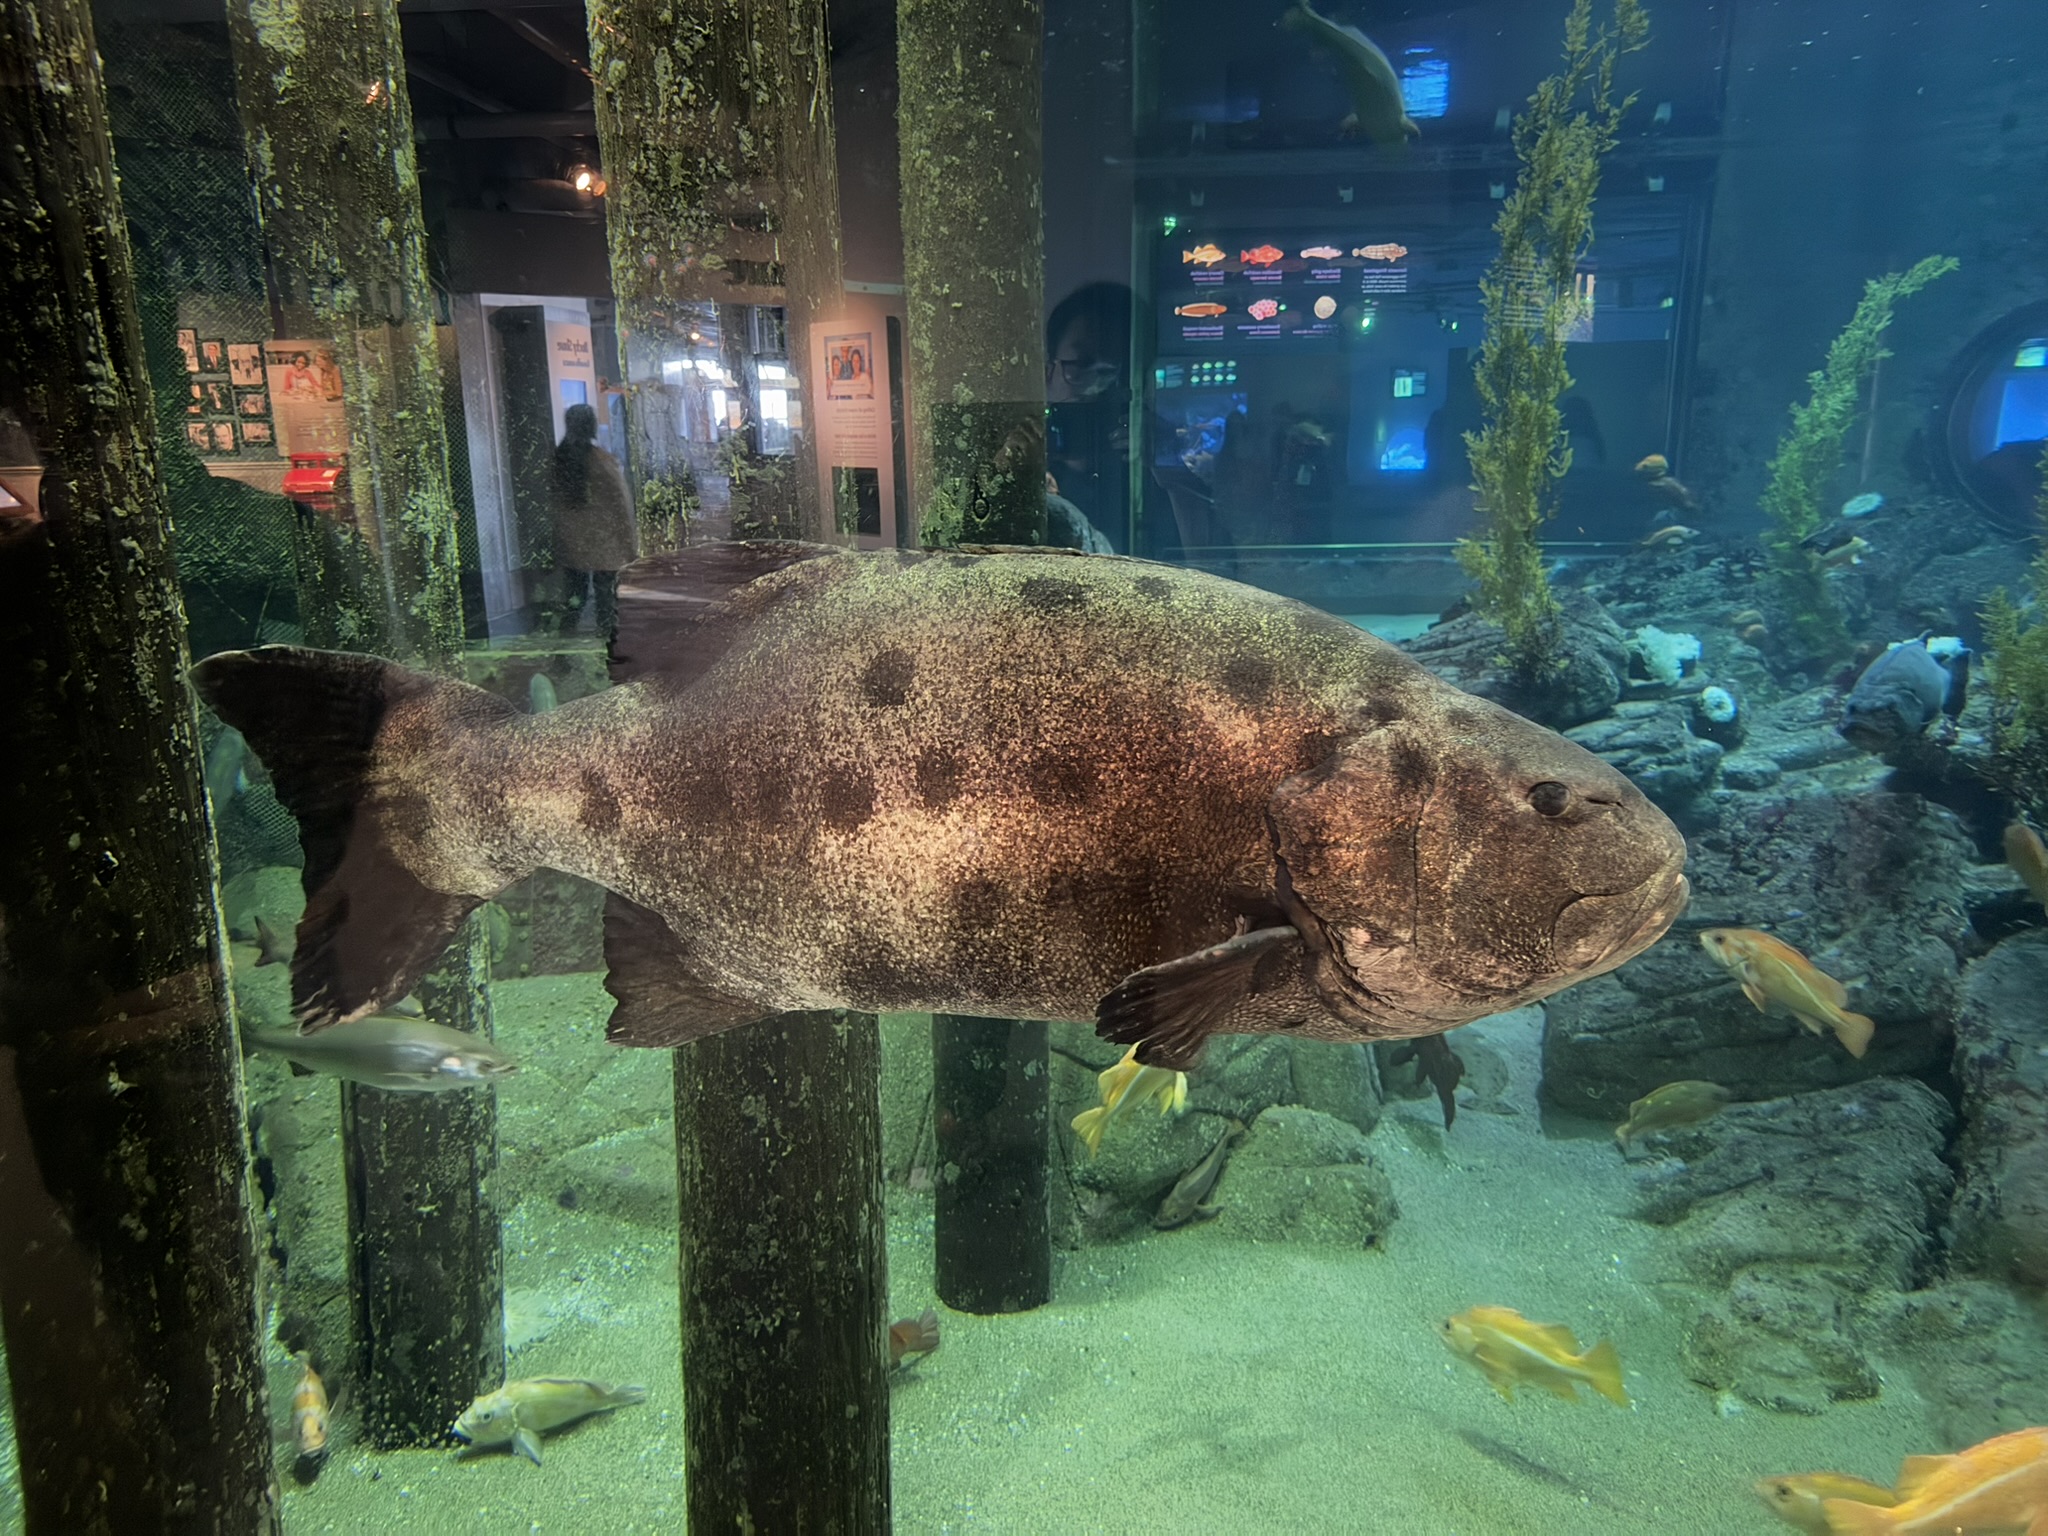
[1753,1471,1897,1534]
[1699,928,1874,1059]
[1071,1045,1186,1156]
[1823,1426,2048,1535]
[1438,1306,1629,1407]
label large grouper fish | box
[192,542,1689,1068]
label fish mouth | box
[1553,870,1690,975]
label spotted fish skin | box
[194,544,1687,1064]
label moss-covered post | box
[224,0,503,1448]
[674,1012,889,1527]
[590,1,885,1514]
[588,0,845,544]
[0,0,279,1525]
[897,0,1053,1314]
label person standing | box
[549,403,638,647]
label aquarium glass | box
[2,0,2047,1531]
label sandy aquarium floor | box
[2,976,1946,1536]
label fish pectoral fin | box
[1739,980,1772,1013]
[512,1424,543,1467]
[601,892,774,1049]
[1095,926,1306,1071]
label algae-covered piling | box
[0,0,279,1521]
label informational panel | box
[263,340,348,457]
[1159,234,1411,351]
[810,291,902,546]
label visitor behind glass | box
[549,403,639,648]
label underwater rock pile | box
[1627,1077,1954,1415]
[1542,790,1970,1115]
[1402,590,1629,729]
[1946,931,2048,1288]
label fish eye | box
[1528,780,1573,817]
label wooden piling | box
[223,0,503,1447]
[898,0,1054,1314]
[0,0,279,1523]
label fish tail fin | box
[1820,1501,1898,1536]
[1579,1339,1630,1407]
[1071,1105,1109,1157]
[606,1384,650,1408]
[192,646,525,1028]
[1833,1009,1876,1060]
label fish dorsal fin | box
[611,541,844,688]
[1894,1454,1960,1498]
[601,891,773,1048]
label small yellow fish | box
[1438,1305,1629,1407]
[2004,821,2048,908]
[290,1352,330,1460]
[1614,1080,1731,1146]
[1182,243,1226,267]
[1754,1471,1898,1534]
[1070,1044,1186,1157]
[1823,1427,2048,1535]
[1819,534,1871,568]
[452,1378,647,1466]
[1729,608,1766,628]
[1633,453,1670,477]
[1698,928,1874,1059]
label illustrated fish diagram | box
[196,542,1691,1071]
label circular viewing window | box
[1942,301,2048,534]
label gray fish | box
[243,1015,516,1092]
[203,724,248,808]
[1154,1120,1244,1229]
[1838,637,1968,754]
[1281,1,1421,146]
[191,543,1688,1068]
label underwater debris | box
[1698,929,1874,1059]
[1439,1306,1629,1407]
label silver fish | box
[1154,1121,1245,1229]
[1281,1,1421,146]
[243,1015,516,1092]
[193,544,1687,1070]
[453,1378,646,1466]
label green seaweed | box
[1760,254,1956,661]
[1982,445,2048,817]
[1457,0,1647,680]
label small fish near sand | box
[1698,928,1874,1059]
[1154,1120,1245,1229]
[244,1014,518,1092]
[1438,1305,1629,1407]
[1072,1044,1186,1157]
[1820,1426,2048,1535]
[453,1378,648,1467]
[889,1308,941,1369]
[1754,1471,1898,1535]
[289,1352,331,1466]
[1613,1080,1731,1147]
[2004,821,2048,908]
[1281,1,1420,146]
